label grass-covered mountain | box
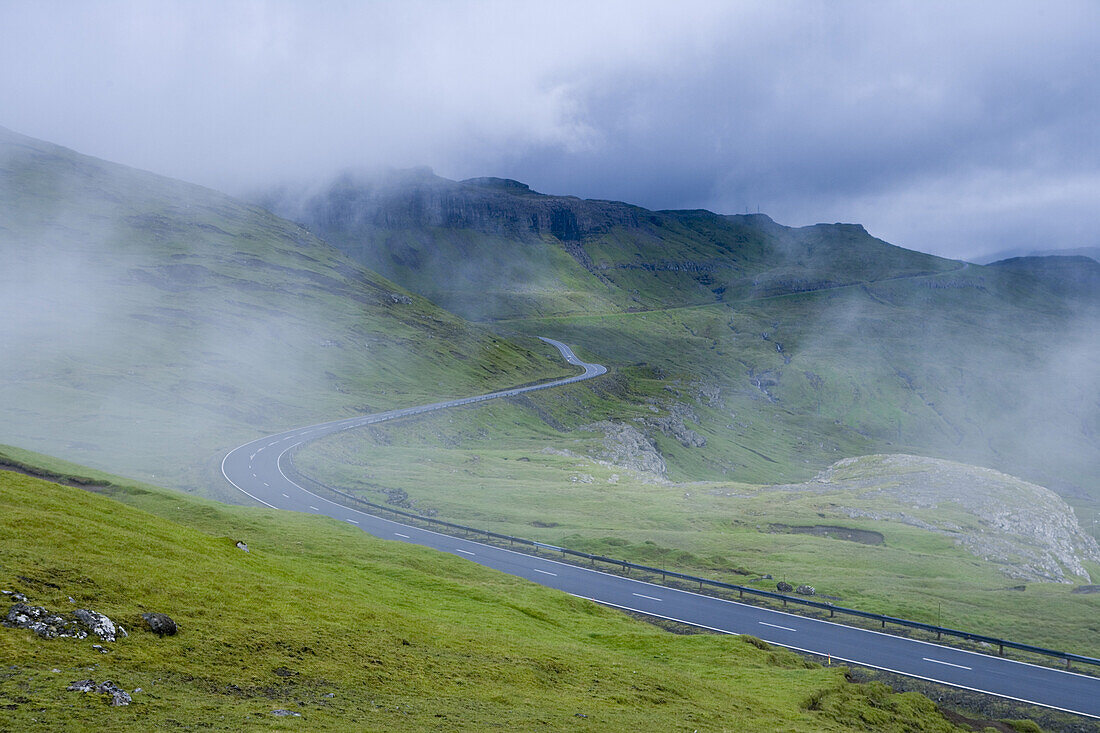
[268,170,1100,530]
[265,169,960,320]
[0,128,571,494]
[0,448,986,732]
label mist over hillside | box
[265,170,1100,528]
[0,128,569,492]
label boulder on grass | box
[142,612,177,636]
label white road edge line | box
[759,621,796,632]
[269,446,1100,698]
[566,595,1100,720]
[221,340,1099,718]
[923,657,972,670]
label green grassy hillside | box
[273,172,1100,521]
[0,128,571,494]
[0,450,971,732]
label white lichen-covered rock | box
[74,608,124,642]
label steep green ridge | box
[269,170,959,321]
[0,128,570,494]
[0,448,968,732]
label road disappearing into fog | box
[222,337,1099,719]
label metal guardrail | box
[284,453,1100,671]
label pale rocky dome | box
[798,454,1100,583]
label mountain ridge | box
[264,168,960,321]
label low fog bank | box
[0,130,561,495]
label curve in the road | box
[221,338,1099,719]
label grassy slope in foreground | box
[0,450,966,732]
[0,126,570,495]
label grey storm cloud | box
[1,0,1098,259]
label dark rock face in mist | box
[291,169,647,243]
[265,168,958,323]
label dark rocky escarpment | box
[288,169,647,244]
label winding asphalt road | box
[222,337,1099,719]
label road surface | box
[221,337,1099,719]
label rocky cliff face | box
[260,168,958,322]
[288,170,648,243]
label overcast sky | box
[2,0,1098,259]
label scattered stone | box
[134,687,142,693]
[2,590,27,602]
[4,603,87,639]
[74,608,122,642]
[795,584,816,596]
[67,679,131,705]
[235,540,249,552]
[323,693,335,698]
[51,669,61,673]
[272,709,301,717]
[141,612,178,636]
[1072,585,1100,594]
[92,644,108,654]
[388,292,413,305]
[575,713,589,718]
[273,666,297,677]
[776,581,793,593]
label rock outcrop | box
[4,601,124,642]
[142,612,178,636]
[584,421,667,477]
[68,679,132,706]
[784,454,1100,583]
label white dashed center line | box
[923,657,972,670]
[309,505,319,511]
[394,533,411,538]
[533,569,558,576]
[632,593,662,602]
[282,493,290,498]
[345,519,359,525]
[455,548,476,556]
[759,621,797,632]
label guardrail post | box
[881,620,886,628]
[999,643,1003,656]
[738,589,743,599]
